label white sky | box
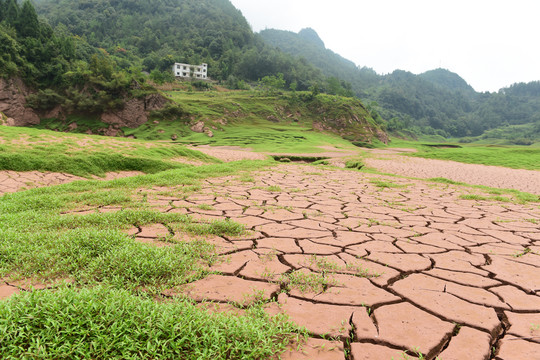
[229,0,540,92]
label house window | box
[183,73,187,76]
[176,65,180,69]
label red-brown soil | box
[0,170,143,194]
[364,150,540,195]
[121,164,539,359]
[1,146,539,359]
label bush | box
[510,138,534,146]
[26,89,65,110]
[191,80,213,91]
[150,103,189,121]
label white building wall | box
[173,63,208,79]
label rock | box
[0,77,40,126]
[144,93,168,111]
[103,126,120,137]
[153,120,160,124]
[43,105,64,120]
[68,122,78,130]
[266,115,279,122]
[190,121,205,133]
[171,134,178,140]
[101,98,148,128]
[205,130,214,138]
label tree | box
[17,0,41,38]
[5,0,19,26]
[0,0,5,22]
[259,73,286,94]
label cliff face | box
[0,78,40,126]
[100,94,167,128]
[0,77,169,131]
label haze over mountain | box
[260,28,540,142]
[2,0,539,143]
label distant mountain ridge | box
[419,69,475,93]
[260,28,540,141]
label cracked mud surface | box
[2,156,539,359]
[364,152,540,195]
[0,170,143,194]
[120,164,539,359]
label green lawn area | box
[0,126,219,177]
[387,139,540,170]
[125,90,376,153]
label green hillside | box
[260,28,540,143]
[33,0,325,89]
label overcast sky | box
[229,0,540,92]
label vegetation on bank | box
[34,88,387,149]
[0,126,218,177]
[383,139,540,171]
[0,156,302,358]
[260,28,540,143]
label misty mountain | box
[260,28,540,141]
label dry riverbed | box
[1,147,539,359]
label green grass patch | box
[0,127,219,177]
[413,144,540,170]
[369,179,408,189]
[427,178,539,204]
[0,286,301,359]
[345,160,364,170]
[280,270,338,293]
[158,90,377,152]
[385,139,540,170]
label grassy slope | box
[124,90,384,151]
[0,126,219,176]
[386,139,540,170]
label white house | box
[172,62,208,79]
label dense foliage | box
[260,28,540,142]
[33,0,330,90]
[0,0,158,114]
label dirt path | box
[79,164,538,359]
[364,150,540,195]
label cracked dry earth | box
[0,170,143,194]
[2,163,540,359]
[127,165,539,359]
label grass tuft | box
[0,286,301,359]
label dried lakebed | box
[1,163,539,359]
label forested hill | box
[260,28,540,142]
[33,0,330,90]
